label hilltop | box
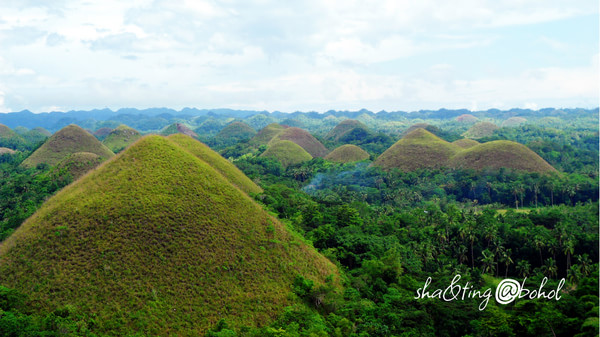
[21,124,114,168]
[463,122,499,139]
[93,127,113,140]
[325,119,370,142]
[455,114,479,123]
[251,123,288,145]
[502,117,527,127]
[448,140,557,173]
[261,140,313,168]
[325,144,370,163]
[167,133,262,194]
[215,121,257,141]
[373,128,461,171]
[0,135,338,335]
[0,124,26,149]
[102,124,142,152]
[452,138,480,149]
[269,127,329,157]
[161,123,198,138]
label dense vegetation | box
[0,108,597,336]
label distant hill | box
[0,124,26,150]
[502,117,527,127]
[167,133,262,195]
[261,140,313,168]
[373,128,461,171]
[21,124,114,168]
[325,119,371,142]
[448,140,557,173]
[251,123,288,145]
[463,122,499,139]
[455,114,479,123]
[269,127,329,157]
[325,144,370,163]
[53,152,104,181]
[0,147,16,155]
[102,124,142,153]
[161,123,198,138]
[215,121,256,141]
[0,135,338,335]
[452,138,480,149]
[93,127,113,140]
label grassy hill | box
[102,124,142,153]
[325,144,370,163]
[269,127,329,158]
[502,117,527,127]
[0,135,338,335]
[167,133,262,195]
[93,127,113,140]
[21,124,115,168]
[0,124,26,149]
[452,138,480,149]
[455,114,479,123]
[448,140,558,173]
[161,123,198,138]
[325,119,370,141]
[261,140,313,168]
[462,122,499,139]
[373,128,461,171]
[53,152,104,181]
[216,121,256,141]
[0,147,16,155]
[251,123,288,145]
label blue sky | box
[0,0,597,113]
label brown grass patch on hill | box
[161,123,199,138]
[0,147,16,154]
[93,127,113,140]
[462,122,499,139]
[448,140,557,173]
[452,138,480,149]
[21,124,114,168]
[269,127,329,157]
[373,128,461,171]
[0,135,339,335]
[325,144,370,163]
[455,114,479,123]
[53,152,103,181]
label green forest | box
[0,108,597,336]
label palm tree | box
[562,239,575,274]
[459,220,476,269]
[500,248,514,278]
[576,254,592,277]
[481,249,496,275]
[516,260,531,278]
[543,258,558,278]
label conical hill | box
[260,140,313,168]
[102,124,142,152]
[325,144,370,163]
[268,127,329,157]
[0,135,338,335]
[167,133,262,194]
[251,123,287,145]
[373,128,460,171]
[326,119,370,141]
[21,124,114,168]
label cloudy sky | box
[0,0,597,113]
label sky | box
[0,0,598,113]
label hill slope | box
[0,135,338,335]
[102,124,142,152]
[462,122,499,139]
[53,152,104,181]
[167,133,262,194]
[251,123,288,145]
[325,144,370,163]
[452,138,480,149]
[21,124,114,168]
[216,121,256,141]
[373,128,461,171]
[269,127,328,157]
[448,140,557,173]
[161,123,198,138]
[261,140,313,168]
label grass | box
[502,117,527,127]
[53,152,104,181]
[261,140,312,168]
[496,208,532,215]
[462,122,499,139]
[448,140,557,173]
[93,127,113,140]
[102,124,142,153]
[373,128,461,171]
[325,144,370,163]
[167,133,263,194]
[216,121,256,140]
[269,127,329,158]
[325,119,369,141]
[452,138,480,149]
[456,114,478,123]
[0,135,339,336]
[21,124,115,168]
[0,147,16,155]
[251,123,287,145]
